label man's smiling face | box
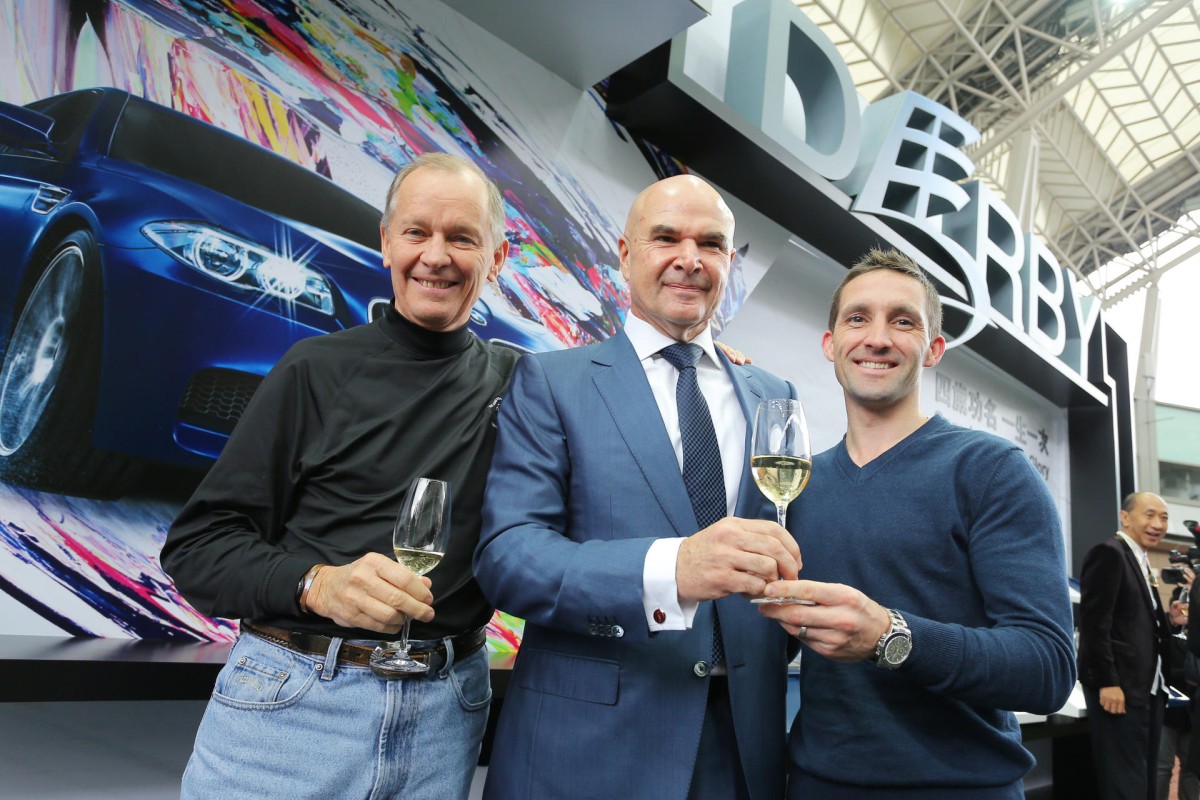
[1121,492,1169,551]
[380,165,506,332]
[618,175,734,343]
[822,268,944,413]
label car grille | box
[178,368,264,434]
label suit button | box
[612,625,624,638]
[693,660,710,677]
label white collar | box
[623,313,721,368]
[1116,530,1147,559]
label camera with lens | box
[1163,520,1200,584]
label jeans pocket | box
[448,650,492,712]
[211,642,320,711]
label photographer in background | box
[1159,557,1197,800]
[1176,519,1200,796]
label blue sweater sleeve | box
[900,449,1077,714]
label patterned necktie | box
[660,343,726,663]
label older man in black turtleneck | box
[162,152,515,800]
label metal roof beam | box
[1101,237,1200,307]
[971,0,1193,159]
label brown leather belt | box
[240,620,486,673]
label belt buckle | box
[368,646,437,680]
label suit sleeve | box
[474,354,660,643]
[1078,543,1123,687]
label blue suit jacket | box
[475,330,796,800]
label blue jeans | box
[181,632,491,800]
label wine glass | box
[751,398,812,529]
[369,477,451,675]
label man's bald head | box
[618,174,736,342]
[624,175,735,242]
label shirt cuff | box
[643,538,697,631]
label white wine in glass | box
[370,477,450,675]
[751,399,812,528]
[393,547,444,577]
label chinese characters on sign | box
[934,372,1054,482]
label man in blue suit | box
[474,174,801,799]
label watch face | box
[885,635,912,665]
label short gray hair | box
[381,152,506,247]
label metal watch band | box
[873,608,911,669]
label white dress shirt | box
[621,314,747,631]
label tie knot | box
[660,342,702,372]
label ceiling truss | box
[792,0,1200,309]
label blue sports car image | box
[0,88,558,497]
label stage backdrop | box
[0,0,1071,646]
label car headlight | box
[142,222,335,315]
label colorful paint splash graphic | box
[1,0,632,348]
[0,482,236,640]
[485,610,524,670]
[0,0,747,642]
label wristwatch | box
[873,608,912,669]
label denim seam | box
[449,649,492,712]
[211,664,321,711]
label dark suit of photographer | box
[1176,564,1200,790]
[1183,523,1200,662]
[1158,573,1198,800]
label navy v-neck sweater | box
[786,414,1075,795]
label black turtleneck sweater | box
[162,305,520,640]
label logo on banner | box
[672,0,1103,389]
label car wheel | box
[0,230,140,497]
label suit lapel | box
[1117,539,1160,617]
[717,353,778,667]
[724,354,768,519]
[591,332,696,537]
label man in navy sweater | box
[758,248,1077,798]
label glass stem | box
[776,503,787,528]
[396,617,414,657]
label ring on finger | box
[796,626,808,640]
